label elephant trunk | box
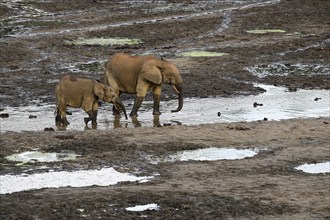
[171,83,183,113]
[115,98,128,120]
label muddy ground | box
[0,0,329,219]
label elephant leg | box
[84,109,97,126]
[83,99,96,126]
[130,96,144,117]
[131,80,149,117]
[55,106,62,124]
[113,91,122,115]
[153,85,162,115]
[58,105,69,125]
[84,110,93,125]
[91,101,99,125]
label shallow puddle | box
[0,167,154,194]
[295,162,330,174]
[0,84,329,131]
[147,147,259,164]
[5,151,80,164]
[126,203,160,212]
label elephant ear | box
[94,82,105,100]
[141,62,162,84]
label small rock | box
[314,97,321,101]
[29,115,37,119]
[217,112,221,117]
[44,127,55,131]
[163,123,172,126]
[226,126,250,131]
[253,102,263,107]
[54,135,75,140]
[0,113,9,118]
[287,87,297,92]
[263,117,268,121]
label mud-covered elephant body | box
[55,75,127,126]
[104,53,183,116]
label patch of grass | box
[246,29,286,34]
[65,37,143,46]
[179,51,228,57]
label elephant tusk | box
[173,85,180,94]
[113,103,118,110]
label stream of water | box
[1,84,329,132]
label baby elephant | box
[55,75,127,126]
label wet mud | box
[1,0,330,219]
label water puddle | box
[126,203,160,212]
[146,147,259,164]
[5,151,80,164]
[179,51,228,57]
[65,37,142,46]
[0,84,329,131]
[246,29,286,34]
[295,162,330,174]
[246,63,330,78]
[0,167,154,194]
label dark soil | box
[0,0,329,219]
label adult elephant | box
[104,53,183,117]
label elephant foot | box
[84,117,90,125]
[153,111,161,116]
[56,115,69,124]
[113,105,122,115]
[84,115,97,125]
[55,115,61,123]
[113,111,120,116]
[130,112,138,117]
[57,118,69,126]
[131,115,141,128]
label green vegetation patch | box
[179,51,228,57]
[66,37,143,46]
[246,29,286,34]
